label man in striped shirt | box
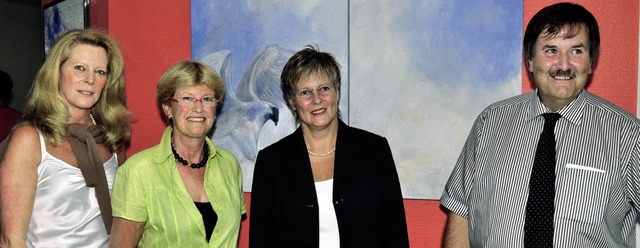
[441,2,640,247]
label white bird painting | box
[201,45,297,191]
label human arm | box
[109,217,144,248]
[379,138,410,248]
[110,158,147,247]
[0,126,41,248]
[627,136,640,215]
[439,113,486,247]
[248,150,275,248]
[234,159,246,216]
[442,211,470,248]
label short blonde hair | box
[157,60,225,113]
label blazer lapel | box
[333,120,357,197]
[284,127,318,205]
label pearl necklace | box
[89,113,97,125]
[171,141,209,169]
[307,147,336,157]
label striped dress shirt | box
[441,90,640,247]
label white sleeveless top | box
[26,131,118,248]
[315,179,340,248]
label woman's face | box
[163,84,218,140]
[59,44,108,116]
[289,73,339,131]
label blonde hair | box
[21,29,130,152]
[157,60,225,116]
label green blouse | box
[112,126,246,247]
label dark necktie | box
[524,113,561,247]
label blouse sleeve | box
[111,162,148,222]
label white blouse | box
[27,131,117,248]
[315,179,340,248]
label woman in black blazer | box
[249,45,409,248]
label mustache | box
[549,69,576,78]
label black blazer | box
[249,120,409,248]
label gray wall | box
[0,0,43,112]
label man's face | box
[528,24,592,111]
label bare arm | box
[109,217,145,248]
[0,126,41,248]
[442,211,470,248]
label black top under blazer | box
[249,120,410,248]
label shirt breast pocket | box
[556,164,608,224]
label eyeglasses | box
[170,96,219,108]
[295,86,335,99]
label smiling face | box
[163,84,217,140]
[59,44,108,116]
[528,24,593,111]
[289,73,339,131]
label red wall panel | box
[109,0,192,156]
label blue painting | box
[192,0,522,199]
[43,0,85,55]
[192,0,348,193]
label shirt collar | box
[153,126,220,166]
[528,89,587,126]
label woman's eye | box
[96,69,107,76]
[202,97,215,103]
[299,90,312,97]
[181,96,196,102]
[74,65,85,72]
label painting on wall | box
[191,0,349,193]
[43,0,87,55]
[348,0,522,199]
[192,0,522,199]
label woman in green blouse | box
[110,60,246,247]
